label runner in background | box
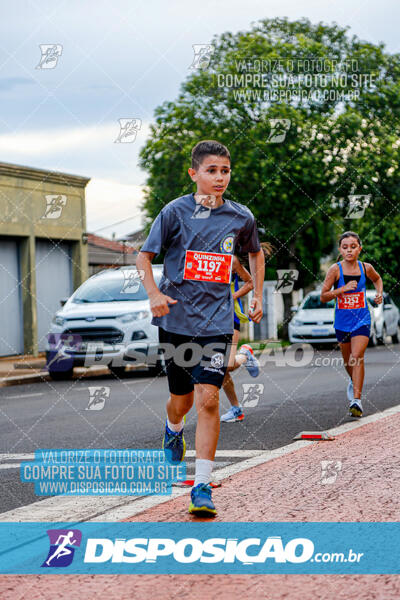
[221,242,273,422]
[320,231,383,417]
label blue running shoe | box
[162,421,186,464]
[239,344,260,377]
[220,406,244,422]
[349,400,363,418]
[346,379,354,403]
[189,483,217,516]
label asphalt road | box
[0,344,399,515]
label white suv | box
[46,265,165,379]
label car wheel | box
[377,325,387,346]
[109,366,127,378]
[48,368,74,380]
[368,327,378,347]
[147,358,167,377]
[392,324,400,344]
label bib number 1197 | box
[183,250,233,283]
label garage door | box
[35,239,73,351]
[0,239,23,356]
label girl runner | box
[320,231,383,417]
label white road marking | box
[0,454,35,461]
[0,403,399,522]
[3,393,43,400]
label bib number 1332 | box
[183,250,233,283]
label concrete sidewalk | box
[1,408,399,598]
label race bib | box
[337,291,365,309]
[183,250,233,283]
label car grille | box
[63,327,124,344]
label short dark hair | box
[338,231,362,246]
[191,140,230,170]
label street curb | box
[0,368,114,388]
[0,372,50,388]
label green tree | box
[139,17,400,336]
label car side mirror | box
[60,298,68,307]
[290,306,298,313]
[383,304,391,311]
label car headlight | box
[52,315,65,326]
[292,319,303,326]
[118,310,150,323]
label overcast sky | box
[1,0,399,238]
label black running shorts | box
[158,327,233,395]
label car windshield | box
[302,296,335,309]
[72,269,163,303]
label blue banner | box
[0,522,398,574]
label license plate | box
[312,328,329,335]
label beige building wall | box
[0,162,90,356]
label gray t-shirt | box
[141,193,260,337]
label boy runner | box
[136,140,265,516]
[320,231,383,417]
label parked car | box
[46,265,165,380]
[287,290,398,347]
[366,290,400,344]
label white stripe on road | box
[3,393,43,400]
[0,454,34,461]
[1,404,399,522]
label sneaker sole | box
[349,406,363,418]
[188,503,217,516]
[221,415,244,423]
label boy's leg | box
[166,391,194,427]
[195,383,220,463]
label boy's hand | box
[249,297,263,323]
[149,292,178,317]
[374,292,383,305]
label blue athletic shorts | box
[335,325,370,343]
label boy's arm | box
[248,249,265,323]
[136,251,177,317]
